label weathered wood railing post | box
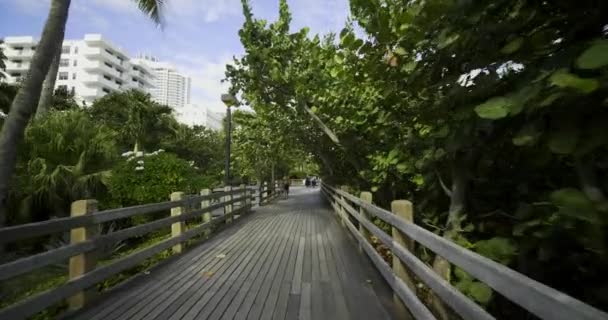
[391,200,416,318]
[239,184,245,215]
[170,192,186,254]
[263,181,268,203]
[255,181,261,206]
[224,186,233,223]
[358,191,373,253]
[68,199,98,310]
[339,186,348,227]
[200,188,211,235]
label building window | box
[31,46,36,50]
[104,62,112,68]
[58,85,68,91]
[102,88,110,93]
[59,59,69,67]
[103,75,112,81]
[74,47,78,54]
[71,86,75,94]
[61,46,70,54]
[73,60,78,66]
[105,49,113,55]
[13,60,22,67]
[72,73,77,80]
[58,72,68,80]
[115,80,123,85]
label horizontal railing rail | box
[0,185,257,319]
[321,184,608,320]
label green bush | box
[106,152,207,208]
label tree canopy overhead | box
[227,0,608,315]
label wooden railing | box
[321,184,608,320]
[0,183,285,319]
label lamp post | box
[221,93,237,186]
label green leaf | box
[335,116,343,124]
[334,54,344,64]
[468,282,493,305]
[549,69,599,94]
[474,237,517,265]
[501,37,524,54]
[539,92,564,107]
[310,106,318,113]
[548,127,578,154]
[394,47,407,56]
[330,68,339,77]
[474,97,510,120]
[402,61,417,73]
[437,30,460,49]
[576,40,608,69]
[512,124,540,146]
[550,188,599,223]
[454,267,473,281]
[396,163,408,172]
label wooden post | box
[224,186,233,223]
[239,184,245,215]
[170,192,186,254]
[256,181,261,207]
[391,200,416,318]
[339,186,348,227]
[200,189,211,236]
[68,199,98,310]
[358,191,373,253]
[263,181,268,203]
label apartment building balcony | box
[3,48,35,60]
[5,61,30,72]
[83,48,128,68]
[82,75,122,91]
[82,61,123,79]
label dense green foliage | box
[107,152,207,207]
[1,90,224,226]
[227,0,608,316]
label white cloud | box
[167,0,241,23]
[169,52,233,114]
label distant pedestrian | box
[305,177,311,188]
[312,178,317,188]
[283,180,290,198]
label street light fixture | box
[221,93,237,186]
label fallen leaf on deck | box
[216,253,227,259]
[201,270,215,279]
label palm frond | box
[133,0,165,27]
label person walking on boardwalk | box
[283,179,290,199]
[305,177,311,188]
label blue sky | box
[0,0,349,112]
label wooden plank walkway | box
[68,187,396,320]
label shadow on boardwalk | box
[68,187,397,320]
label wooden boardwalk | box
[68,187,396,320]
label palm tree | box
[0,39,7,80]
[0,0,165,228]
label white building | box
[175,104,224,130]
[132,55,191,109]
[1,34,154,105]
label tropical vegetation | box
[226,0,608,317]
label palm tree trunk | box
[0,0,71,229]
[36,51,62,118]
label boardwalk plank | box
[84,215,265,320]
[204,212,297,320]
[170,215,288,320]
[258,212,303,320]
[69,188,395,320]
